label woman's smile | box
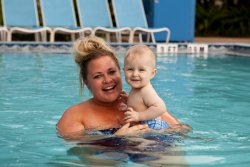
[102,84,116,92]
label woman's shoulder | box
[66,99,92,114]
[57,100,92,135]
[57,100,92,127]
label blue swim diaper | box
[141,120,170,130]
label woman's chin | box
[105,95,119,103]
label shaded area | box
[196,0,250,37]
[52,133,187,166]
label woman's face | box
[85,55,122,104]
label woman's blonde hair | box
[73,36,120,93]
[74,36,114,64]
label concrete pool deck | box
[195,37,250,44]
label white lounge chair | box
[76,0,131,43]
[112,0,171,43]
[0,27,8,41]
[40,0,92,42]
[2,0,51,42]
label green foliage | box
[196,1,250,37]
[0,1,3,25]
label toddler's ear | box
[151,69,157,78]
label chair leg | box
[50,32,55,42]
[106,33,111,42]
[0,31,3,41]
[139,33,143,43]
[41,31,48,42]
[87,30,93,37]
[43,31,48,42]
[125,30,130,43]
[146,32,151,42]
[116,32,122,43]
[7,31,12,42]
[80,31,85,38]
[5,31,8,41]
[71,33,76,41]
[166,30,170,43]
[35,33,40,41]
[151,32,156,44]
[91,30,95,37]
[129,31,134,43]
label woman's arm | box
[137,99,166,121]
[125,86,166,122]
[160,109,180,126]
[140,86,166,120]
[161,110,192,132]
[57,107,85,137]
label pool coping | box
[0,42,250,57]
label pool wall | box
[0,42,250,57]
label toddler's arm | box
[124,98,166,123]
[125,84,166,123]
[124,107,140,122]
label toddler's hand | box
[124,107,140,123]
[115,123,149,136]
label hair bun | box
[74,36,113,64]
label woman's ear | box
[83,79,90,89]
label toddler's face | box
[124,54,155,89]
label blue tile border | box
[0,42,250,56]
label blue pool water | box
[0,52,250,166]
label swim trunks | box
[85,128,119,135]
[98,128,119,135]
[141,120,169,130]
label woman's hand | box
[114,90,128,111]
[119,90,128,104]
[165,124,192,133]
[115,123,149,136]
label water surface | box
[0,52,250,166]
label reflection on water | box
[50,132,189,167]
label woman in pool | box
[57,36,190,138]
